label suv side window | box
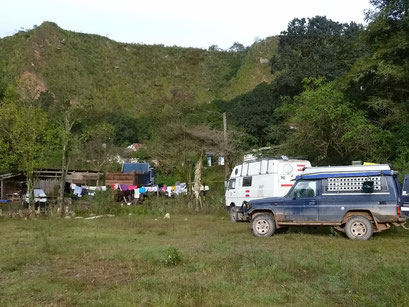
[228,179,236,190]
[243,176,252,187]
[403,176,409,195]
[289,181,317,199]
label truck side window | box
[243,176,252,187]
[228,179,236,190]
[289,181,317,199]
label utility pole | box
[223,112,228,180]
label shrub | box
[164,246,183,266]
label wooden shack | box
[0,169,103,200]
[0,173,24,201]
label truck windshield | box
[228,179,236,190]
[288,181,316,199]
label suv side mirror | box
[362,181,374,193]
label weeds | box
[164,246,183,266]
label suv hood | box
[249,196,286,205]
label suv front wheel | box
[345,216,373,240]
[229,207,239,223]
[251,213,276,237]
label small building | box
[205,152,225,167]
[0,169,103,201]
[0,173,24,201]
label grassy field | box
[1,213,409,306]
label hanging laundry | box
[74,186,83,197]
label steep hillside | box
[0,22,277,113]
[225,36,278,99]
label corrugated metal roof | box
[0,173,22,180]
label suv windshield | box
[288,180,317,199]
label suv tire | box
[230,207,239,223]
[345,216,373,240]
[251,213,275,237]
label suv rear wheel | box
[345,216,373,240]
[251,213,275,237]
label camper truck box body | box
[225,158,311,210]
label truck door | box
[284,180,319,221]
[402,175,409,217]
[226,178,238,206]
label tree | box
[342,0,409,165]
[39,55,95,214]
[270,16,364,97]
[146,93,234,209]
[0,90,59,212]
[81,123,118,185]
[282,79,391,164]
[215,83,284,147]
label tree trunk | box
[59,144,68,216]
[26,173,35,216]
[59,112,74,217]
[193,151,203,211]
[186,164,193,209]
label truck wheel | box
[345,216,373,240]
[251,213,275,237]
[229,207,239,223]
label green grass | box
[1,214,409,306]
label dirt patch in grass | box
[55,258,135,290]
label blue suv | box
[244,165,407,240]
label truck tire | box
[345,216,373,240]
[251,213,275,237]
[230,207,239,223]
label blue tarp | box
[122,163,150,174]
[299,170,393,180]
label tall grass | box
[72,188,227,217]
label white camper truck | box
[226,157,311,222]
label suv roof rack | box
[302,164,391,176]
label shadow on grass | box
[279,226,336,237]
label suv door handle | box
[309,200,316,205]
[378,201,386,205]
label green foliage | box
[164,246,183,266]
[2,10,409,174]
[283,79,391,164]
[0,92,60,175]
[342,0,409,167]
[0,139,17,173]
[216,83,284,147]
[271,16,364,97]
[107,112,151,146]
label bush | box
[164,246,183,266]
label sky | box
[0,0,371,49]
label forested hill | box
[0,22,277,111]
[1,0,409,182]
